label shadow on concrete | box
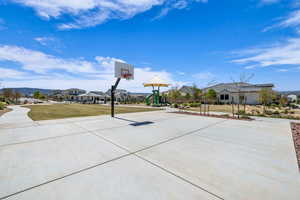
[114,117,154,127]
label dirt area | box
[291,123,300,171]
[0,108,12,117]
[172,111,253,121]
[187,104,300,120]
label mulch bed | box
[171,111,254,121]
[291,123,300,171]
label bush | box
[236,110,246,115]
[0,102,7,110]
[190,102,200,107]
[273,111,280,115]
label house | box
[51,88,86,102]
[77,92,109,104]
[202,82,274,105]
[63,88,86,96]
[179,86,194,96]
[287,94,298,102]
[106,89,130,102]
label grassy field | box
[23,104,160,121]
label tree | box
[259,89,277,113]
[3,88,13,102]
[13,91,22,104]
[279,96,288,107]
[231,73,254,118]
[205,89,217,114]
[33,91,41,99]
[205,89,217,103]
[185,93,191,102]
[191,84,202,102]
[168,87,182,104]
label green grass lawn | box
[23,104,160,121]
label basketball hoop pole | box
[111,77,121,117]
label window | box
[220,94,229,101]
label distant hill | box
[0,88,56,96]
[0,87,151,97]
[279,91,300,96]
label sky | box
[0,0,299,92]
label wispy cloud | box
[263,9,300,32]
[192,72,215,80]
[277,68,289,72]
[35,37,56,46]
[0,67,28,79]
[176,70,185,76]
[0,18,6,30]
[260,0,281,5]
[0,45,97,74]
[154,0,207,20]
[232,38,300,68]
[8,0,208,30]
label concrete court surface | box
[0,108,300,200]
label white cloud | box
[0,45,180,91]
[260,0,281,4]
[0,67,28,79]
[0,45,97,74]
[277,68,289,72]
[279,10,300,29]
[232,38,300,67]
[35,37,56,46]
[8,0,207,29]
[263,9,300,32]
[192,72,215,80]
[154,0,207,19]
[176,70,185,75]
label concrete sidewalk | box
[0,111,299,200]
[0,106,36,129]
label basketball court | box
[1,62,300,200]
[0,108,300,200]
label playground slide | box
[145,94,153,106]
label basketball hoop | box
[115,62,134,80]
[121,69,132,80]
[111,61,134,117]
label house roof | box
[78,92,106,97]
[179,86,194,94]
[202,82,274,93]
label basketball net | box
[121,69,132,80]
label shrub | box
[273,111,280,115]
[190,102,200,107]
[0,102,7,110]
[236,110,246,115]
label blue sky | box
[0,0,299,92]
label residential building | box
[202,82,274,105]
[77,92,109,104]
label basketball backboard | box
[115,61,134,80]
